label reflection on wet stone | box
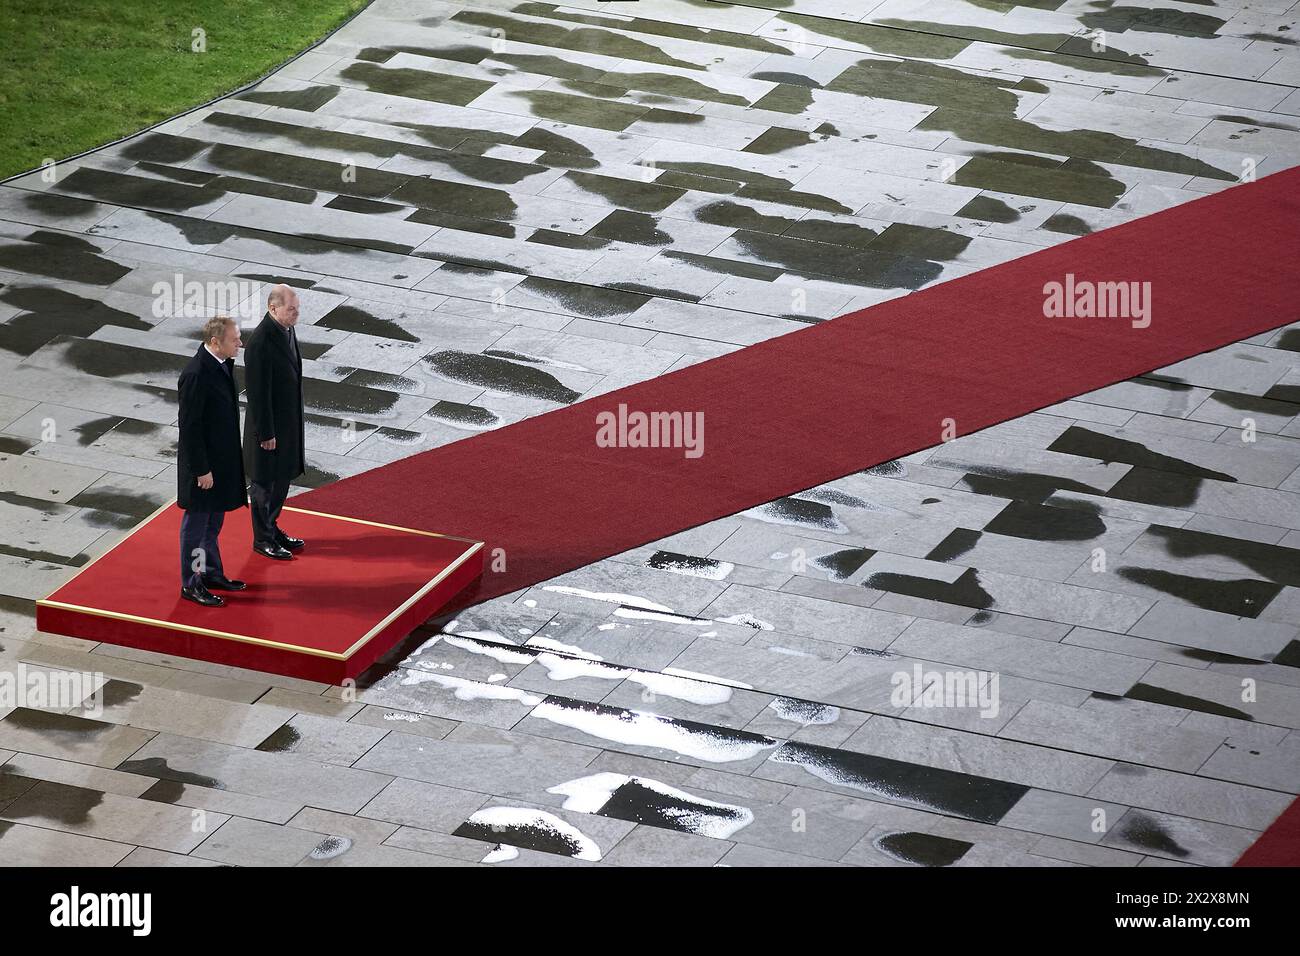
[550,772,753,838]
[1115,567,1280,618]
[772,741,1029,824]
[755,497,847,532]
[875,830,973,867]
[866,567,994,610]
[427,400,499,429]
[1124,683,1254,721]
[814,547,874,579]
[424,350,581,403]
[1113,812,1190,858]
[318,304,420,342]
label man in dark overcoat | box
[177,315,248,607]
[242,284,307,560]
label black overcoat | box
[241,313,306,483]
[176,345,248,512]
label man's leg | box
[249,479,277,545]
[179,510,201,588]
[202,510,246,589]
[180,509,224,605]
[188,510,220,582]
[267,476,290,537]
[202,510,225,578]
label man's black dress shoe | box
[275,530,305,551]
[181,582,225,607]
[253,540,293,560]
[203,574,246,591]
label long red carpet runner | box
[298,168,1300,605]
[295,166,1300,865]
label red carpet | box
[298,168,1300,611]
[37,506,483,682]
[295,168,1300,866]
[1236,796,1300,867]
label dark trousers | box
[180,509,225,587]
[249,476,291,545]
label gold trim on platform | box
[342,541,483,658]
[282,506,480,544]
[35,599,352,659]
[36,504,486,661]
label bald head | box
[267,284,300,327]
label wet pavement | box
[0,0,1298,866]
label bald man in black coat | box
[242,284,307,560]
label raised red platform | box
[36,504,484,683]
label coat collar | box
[260,311,299,364]
[195,341,230,370]
[194,342,237,394]
[200,342,226,367]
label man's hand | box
[260,437,277,451]
[197,472,214,490]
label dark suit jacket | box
[176,344,248,512]
[242,312,306,483]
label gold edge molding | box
[341,541,484,658]
[283,506,483,545]
[35,598,349,659]
[36,540,485,661]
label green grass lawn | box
[0,0,368,179]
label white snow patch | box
[661,667,752,690]
[543,585,674,612]
[528,637,602,660]
[400,672,542,706]
[481,843,519,864]
[441,635,534,665]
[533,702,776,763]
